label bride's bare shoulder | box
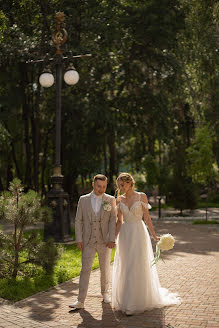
[138,192,148,202]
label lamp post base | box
[44,168,73,243]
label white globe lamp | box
[64,64,79,85]
[39,72,54,88]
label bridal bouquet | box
[153,233,175,265]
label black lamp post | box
[32,12,91,242]
[158,196,162,220]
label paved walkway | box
[0,222,218,328]
[150,207,219,222]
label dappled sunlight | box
[154,222,219,256]
[0,221,217,327]
[15,280,79,322]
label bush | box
[0,178,61,278]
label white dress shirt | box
[91,192,103,214]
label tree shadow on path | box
[15,280,79,322]
[153,222,219,257]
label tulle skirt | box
[112,220,181,314]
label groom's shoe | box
[69,300,84,309]
[103,293,111,303]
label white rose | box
[157,233,175,251]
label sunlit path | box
[0,222,218,328]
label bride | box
[112,173,180,315]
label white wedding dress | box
[112,193,180,314]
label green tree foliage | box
[0,9,8,43]
[170,155,198,213]
[175,0,218,161]
[186,124,218,218]
[0,0,218,209]
[0,178,60,278]
[186,125,218,188]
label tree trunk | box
[12,223,18,279]
[6,163,13,189]
[18,62,33,189]
[81,176,84,188]
[41,132,49,199]
[108,134,116,195]
[158,140,162,196]
[10,142,21,181]
[216,134,219,169]
[31,87,40,192]
[103,139,108,177]
[0,178,4,191]
[65,173,79,204]
[21,81,32,188]
[148,120,155,155]
[141,132,146,155]
[4,123,22,182]
[12,254,19,278]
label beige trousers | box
[78,243,111,303]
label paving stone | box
[0,222,218,328]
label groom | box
[69,174,116,309]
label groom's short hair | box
[93,174,107,182]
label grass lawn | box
[196,201,219,208]
[192,219,219,224]
[0,229,115,302]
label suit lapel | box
[100,193,106,219]
[87,193,93,221]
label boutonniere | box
[102,200,111,211]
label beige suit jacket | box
[75,192,116,245]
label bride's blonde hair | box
[116,173,135,198]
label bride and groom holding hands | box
[69,173,180,315]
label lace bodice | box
[119,201,148,223]
[117,192,151,223]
